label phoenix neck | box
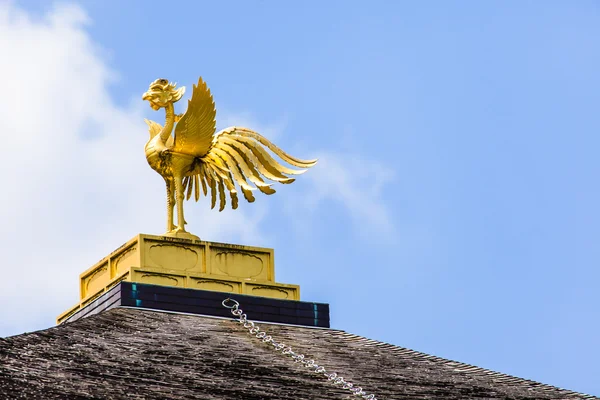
[159,103,175,143]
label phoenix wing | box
[183,127,317,211]
[173,77,217,156]
[144,119,173,146]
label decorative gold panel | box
[191,278,240,293]
[249,286,290,299]
[82,262,108,299]
[142,239,204,273]
[214,251,264,278]
[111,245,138,277]
[147,243,200,271]
[133,270,184,287]
[244,283,298,300]
[208,244,273,281]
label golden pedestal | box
[57,234,300,324]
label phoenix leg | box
[174,176,186,233]
[165,178,175,233]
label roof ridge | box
[332,331,598,399]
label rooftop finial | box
[142,76,317,240]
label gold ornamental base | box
[57,233,300,324]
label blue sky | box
[2,0,600,396]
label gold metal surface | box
[57,233,300,324]
[142,77,317,239]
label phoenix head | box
[142,78,185,110]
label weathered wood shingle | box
[0,308,596,399]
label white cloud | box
[284,151,396,238]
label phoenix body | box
[142,77,316,239]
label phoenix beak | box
[142,91,152,101]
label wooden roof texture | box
[0,308,596,399]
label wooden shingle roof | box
[0,308,596,399]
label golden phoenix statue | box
[142,77,316,239]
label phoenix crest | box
[142,77,317,239]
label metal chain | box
[222,298,378,400]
